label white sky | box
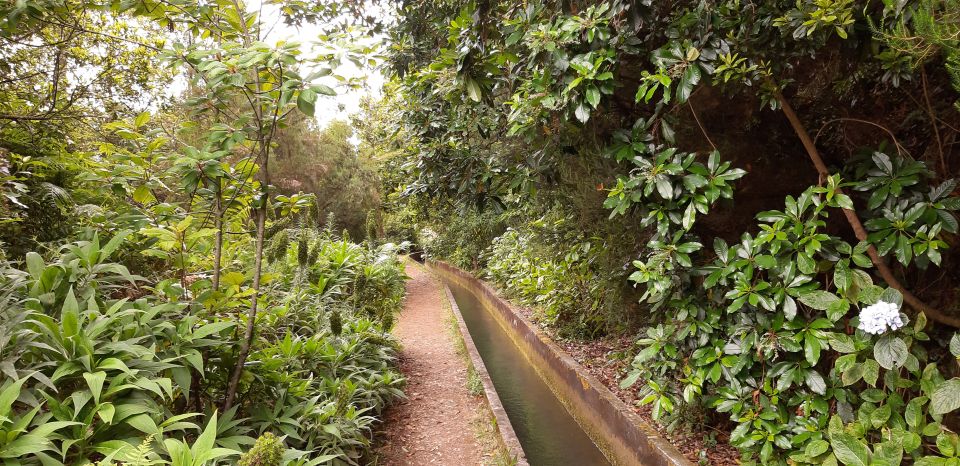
[255,2,385,128]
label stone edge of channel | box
[434,267,530,465]
[429,260,693,466]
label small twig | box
[813,118,911,157]
[920,67,947,174]
[902,88,960,134]
[687,100,717,151]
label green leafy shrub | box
[0,234,241,463]
[486,227,612,337]
[378,0,960,463]
[0,1,407,464]
[418,207,505,270]
[0,155,76,258]
[0,230,405,465]
[416,198,639,336]
[850,151,960,268]
[265,225,408,328]
[619,157,960,464]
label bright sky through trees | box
[256,0,384,126]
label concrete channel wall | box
[429,260,693,466]
[441,283,529,466]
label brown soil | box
[377,263,486,465]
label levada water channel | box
[445,281,611,465]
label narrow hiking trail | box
[377,262,486,465]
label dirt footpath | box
[377,262,486,465]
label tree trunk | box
[180,242,188,291]
[223,204,266,410]
[212,195,223,292]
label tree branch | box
[774,89,960,329]
[814,118,910,158]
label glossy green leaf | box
[931,378,960,415]
[84,371,107,405]
[799,290,839,311]
[830,432,869,466]
[874,335,908,370]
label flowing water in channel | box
[445,282,611,466]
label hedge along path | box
[378,260,486,465]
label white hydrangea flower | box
[857,301,905,335]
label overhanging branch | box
[774,89,960,329]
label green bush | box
[0,230,405,465]
[485,228,611,337]
[414,199,640,336]
[418,207,505,270]
[374,0,960,462]
[265,225,408,328]
[619,154,960,465]
[0,233,239,463]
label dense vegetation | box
[273,118,381,239]
[369,0,960,464]
[0,0,406,464]
[0,229,405,464]
[7,0,960,463]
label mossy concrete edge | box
[429,260,693,466]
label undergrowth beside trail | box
[0,228,407,464]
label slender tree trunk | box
[180,242,188,291]
[224,91,273,409]
[212,216,223,291]
[212,194,223,292]
[774,89,960,329]
[223,6,277,409]
[223,204,266,410]
[191,369,203,412]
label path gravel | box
[377,262,485,465]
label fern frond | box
[948,53,960,110]
[36,181,72,208]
